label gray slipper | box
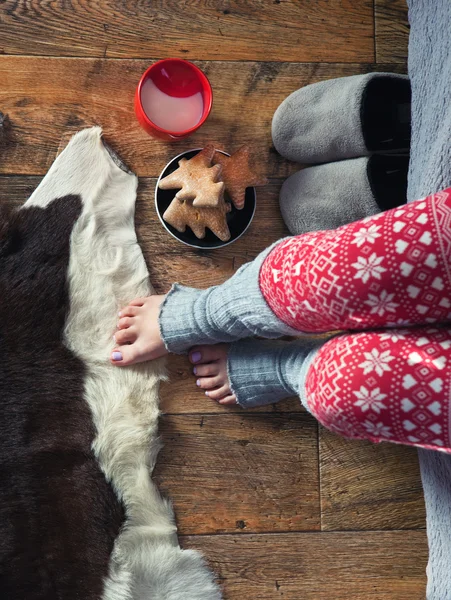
[280,154,409,235]
[272,73,411,164]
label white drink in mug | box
[141,78,204,133]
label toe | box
[219,394,238,406]
[205,385,230,400]
[128,297,147,307]
[189,344,227,364]
[110,343,145,366]
[117,316,134,329]
[118,306,139,318]
[110,345,138,366]
[193,363,220,377]
[114,327,137,345]
[197,375,221,390]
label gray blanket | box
[408,1,451,597]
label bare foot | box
[110,295,168,366]
[189,344,237,406]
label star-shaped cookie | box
[213,145,268,210]
[159,145,225,208]
[163,196,232,242]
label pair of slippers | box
[272,73,411,234]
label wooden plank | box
[0,176,40,206]
[320,427,426,531]
[181,531,427,599]
[0,57,406,178]
[153,413,320,534]
[0,1,374,63]
[375,0,409,63]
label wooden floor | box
[0,1,428,598]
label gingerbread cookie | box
[159,145,225,208]
[213,145,268,210]
[163,196,231,242]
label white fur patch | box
[25,128,222,600]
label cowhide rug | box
[0,127,222,600]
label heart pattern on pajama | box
[260,188,451,332]
[305,327,451,452]
[260,187,451,453]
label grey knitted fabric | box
[227,338,326,410]
[272,72,410,164]
[159,240,299,354]
[408,1,451,598]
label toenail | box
[113,334,116,343]
[193,367,197,375]
[191,351,201,363]
[205,391,209,396]
[196,379,201,386]
[112,351,123,361]
[118,311,122,317]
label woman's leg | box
[303,327,451,452]
[189,337,328,407]
[114,184,451,364]
[113,239,300,364]
[260,188,451,333]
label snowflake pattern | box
[260,188,451,452]
[364,290,399,316]
[358,348,395,376]
[380,330,408,342]
[362,420,393,438]
[351,253,386,284]
[351,224,382,248]
[260,189,451,334]
[304,328,451,453]
[353,386,388,413]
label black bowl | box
[155,149,256,249]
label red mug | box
[134,58,213,141]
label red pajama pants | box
[260,188,451,452]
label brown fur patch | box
[0,196,124,599]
